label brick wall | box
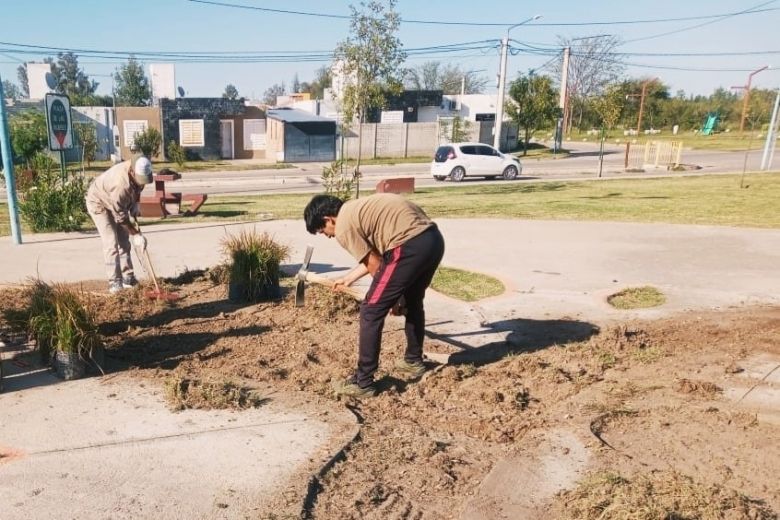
[160,98,245,161]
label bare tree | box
[551,35,624,132]
[405,61,488,94]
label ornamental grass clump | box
[221,230,289,303]
[2,280,102,379]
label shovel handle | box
[143,248,161,294]
[306,272,364,301]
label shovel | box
[295,245,363,307]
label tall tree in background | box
[552,35,624,132]
[405,61,488,94]
[223,84,240,100]
[263,83,286,105]
[334,0,406,197]
[299,66,332,99]
[2,80,20,101]
[16,64,29,97]
[505,74,559,155]
[47,52,99,105]
[113,57,151,106]
[291,73,301,94]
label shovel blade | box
[295,279,305,307]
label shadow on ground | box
[428,317,599,366]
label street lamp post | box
[494,14,541,151]
[735,65,770,132]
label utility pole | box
[0,73,23,244]
[554,46,570,152]
[737,65,770,132]
[494,15,541,151]
[636,81,649,134]
[760,89,780,171]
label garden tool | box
[295,245,363,307]
[133,218,180,301]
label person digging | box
[304,193,445,398]
[85,156,152,294]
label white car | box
[430,142,522,182]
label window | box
[243,119,267,150]
[477,146,499,156]
[459,145,477,155]
[123,120,148,147]
[179,119,205,147]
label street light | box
[733,65,770,132]
[494,14,541,151]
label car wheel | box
[502,165,518,180]
[450,166,466,182]
[433,175,446,181]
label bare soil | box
[2,272,778,519]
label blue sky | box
[1,0,777,99]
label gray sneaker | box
[331,377,376,398]
[122,275,138,288]
[108,280,123,294]
[395,359,426,378]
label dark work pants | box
[355,225,445,388]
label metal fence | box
[625,140,683,171]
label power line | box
[624,0,777,43]
[185,0,779,28]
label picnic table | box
[138,169,207,218]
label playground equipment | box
[700,112,720,135]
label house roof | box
[267,107,335,124]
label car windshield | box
[434,146,453,162]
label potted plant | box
[221,230,289,303]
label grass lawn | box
[567,130,775,152]
[2,173,779,237]
[79,160,293,176]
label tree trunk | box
[523,128,530,156]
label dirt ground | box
[1,272,779,519]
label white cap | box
[133,157,153,185]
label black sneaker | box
[122,276,138,288]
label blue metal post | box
[0,73,23,244]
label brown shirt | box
[85,161,143,224]
[335,193,434,262]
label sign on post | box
[45,93,74,150]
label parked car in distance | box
[430,143,522,182]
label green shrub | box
[18,153,88,232]
[221,230,290,302]
[9,110,47,168]
[134,127,162,158]
[167,139,186,168]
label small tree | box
[9,111,48,169]
[133,127,162,158]
[334,0,406,197]
[592,83,626,177]
[2,80,20,101]
[167,140,187,168]
[506,74,559,155]
[223,84,239,100]
[113,57,151,106]
[73,122,98,169]
[321,159,354,201]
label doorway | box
[219,120,234,159]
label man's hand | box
[132,233,147,251]
[332,278,349,293]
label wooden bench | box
[375,177,415,194]
[138,169,207,218]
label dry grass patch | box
[608,286,666,309]
[555,470,776,519]
[430,266,505,302]
[164,375,267,411]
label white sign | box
[380,110,404,124]
[45,93,74,151]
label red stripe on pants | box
[368,247,402,304]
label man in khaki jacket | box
[304,193,445,398]
[86,157,153,293]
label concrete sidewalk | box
[2,218,779,518]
